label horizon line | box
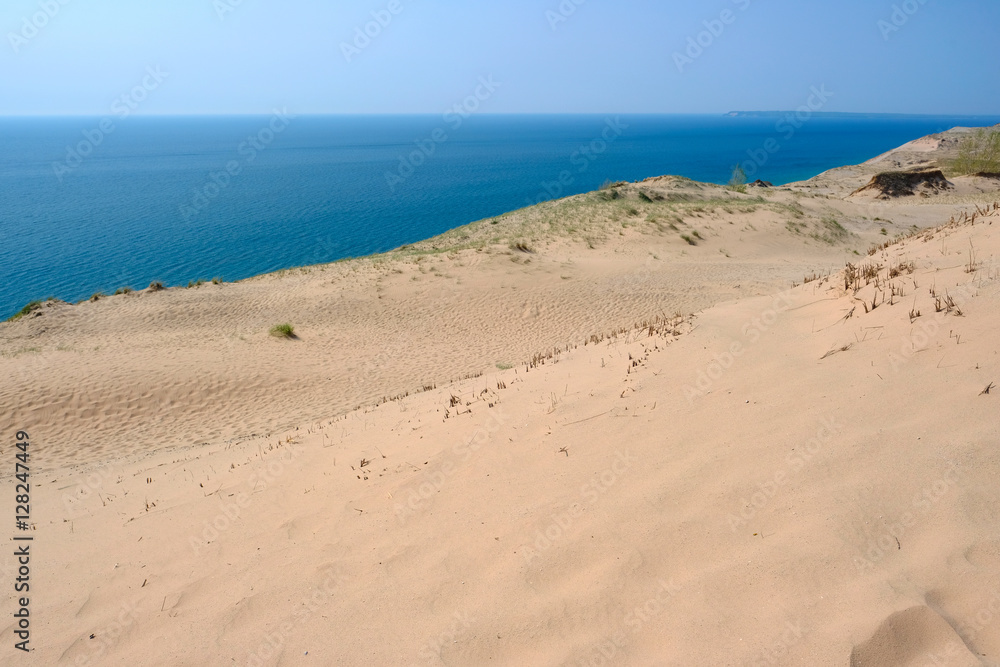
[1,111,999,119]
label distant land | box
[725,110,1000,120]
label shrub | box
[114,287,133,295]
[952,127,1000,175]
[148,281,165,291]
[270,323,295,338]
[726,164,748,193]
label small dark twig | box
[981,382,995,396]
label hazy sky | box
[2,0,997,116]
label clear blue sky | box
[2,0,997,116]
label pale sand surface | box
[2,130,1000,665]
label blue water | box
[2,113,999,319]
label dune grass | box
[269,323,296,338]
[813,217,849,244]
[6,300,44,322]
[950,127,1000,176]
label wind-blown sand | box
[2,128,999,665]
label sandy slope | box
[795,124,1000,201]
[2,177,867,471]
[2,135,1000,665]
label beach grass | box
[950,127,1000,176]
[269,323,296,338]
[5,299,46,322]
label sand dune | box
[2,134,1000,665]
[3,177,865,471]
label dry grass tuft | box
[269,323,296,339]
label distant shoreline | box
[726,111,1000,120]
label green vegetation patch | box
[269,323,296,338]
[951,127,1000,176]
